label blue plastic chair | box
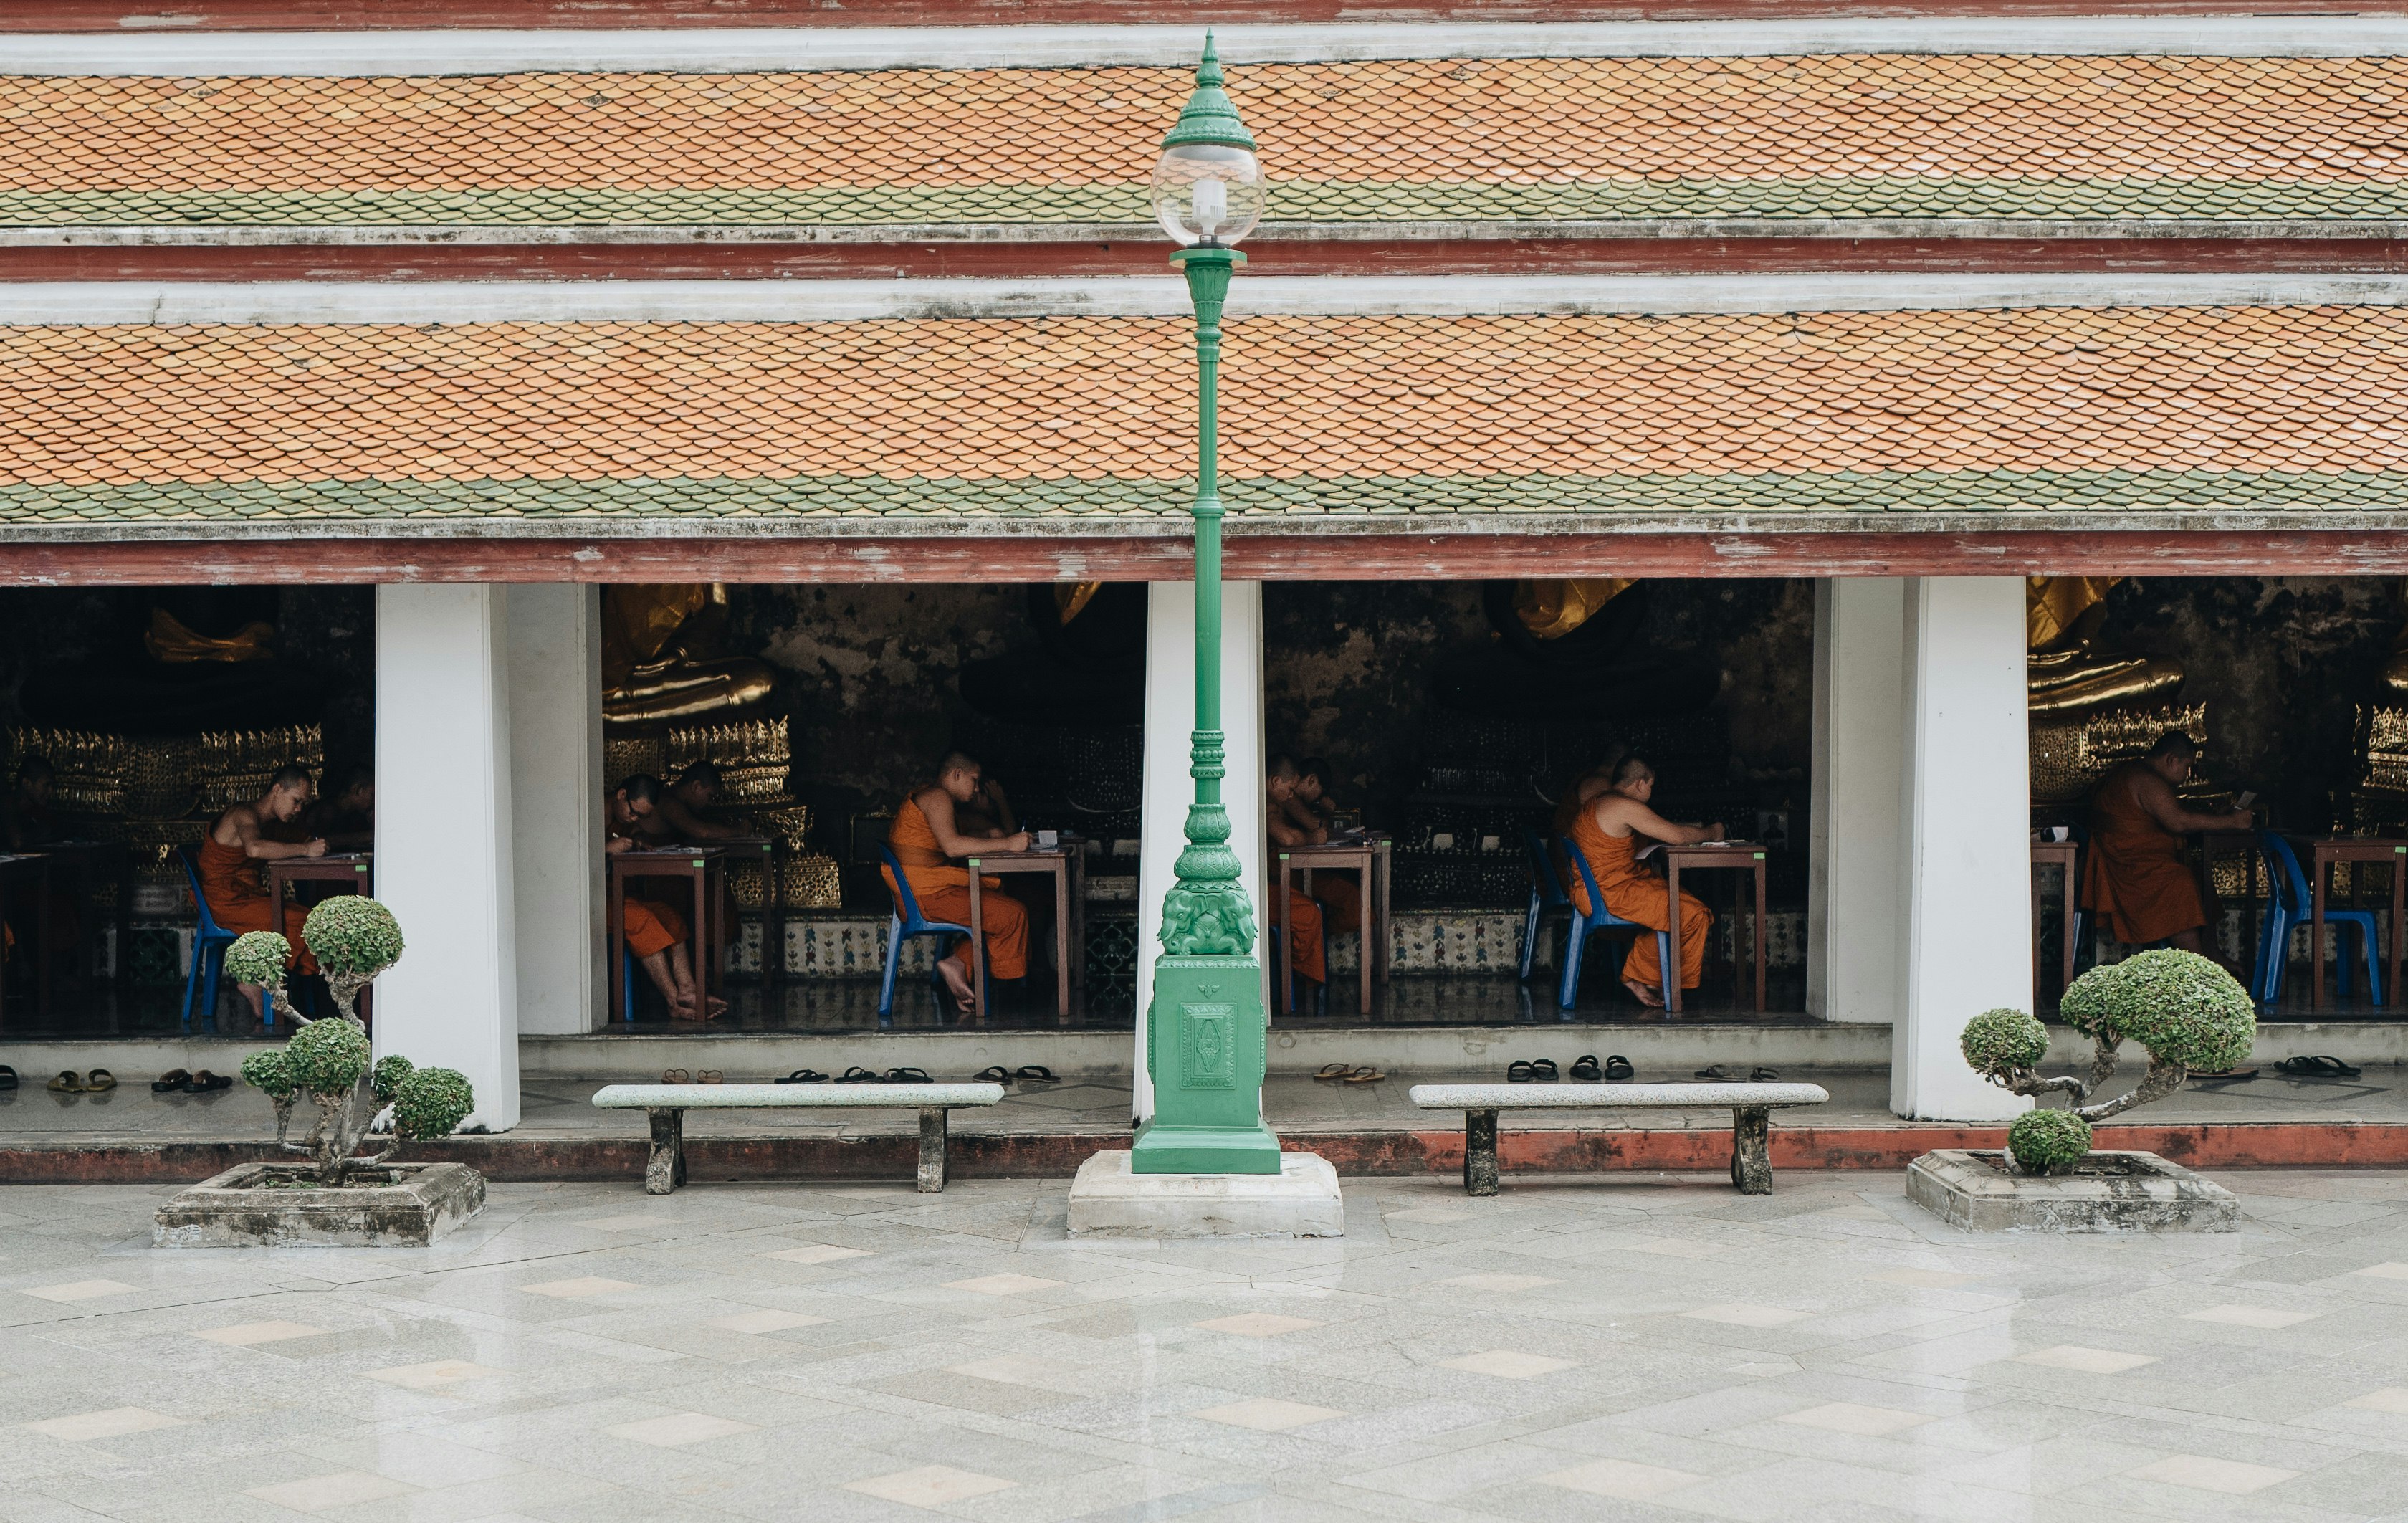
[1557,835,1675,1011]
[878,846,983,1023]
[2255,831,2383,1006]
[1520,830,1572,980]
[175,844,253,1032]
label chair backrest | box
[176,844,229,938]
[879,844,933,928]
[2260,831,2311,917]
[1524,831,1568,908]
[1557,834,1611,920]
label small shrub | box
[371,1054,414,1106]
[239,1048,295,1100]
[304,896,404,978]
[285,1016,371,1094]
[392,1068,475,1142]
[2007,1109,2093,1175]
[2085,948,2255,1074]
[1960,1008,2048,1079]
[222,931,290,990]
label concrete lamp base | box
[1067,1150,1344,1238]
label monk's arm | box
[1607,800,1722,846]
[660,797,738,841]
[1268,810,1312,847]
[922,789,1028,856]
[1279,797,1329,842]
[2136,773,2254,834]
[236,815,325,861]
[978,780,1018,835]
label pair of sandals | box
[149,1069,229,1094]
[2277,1055,2363,1079]
[841,1066,933,1084]
[49,1069,119,1094]
[1695,1065,1782,1083]
[1312,1063,1387,1085]
[973,1066,1061,1085]
[659,1069,725,1084]
[1507,1055,1635,1083]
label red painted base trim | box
[11,0,2395,29]
[9,237,2404,285]
[6,1121,2404,1187]
[10,527,2408,587]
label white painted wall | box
[1891,576,2032,1122]
[1134,580,1267,1126]
[373,584,521,1132]
[506,585,603,1036]
[1807,578,1907,1024]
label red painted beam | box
[11,235,2408,283]
[13,0,2397,27]
[1,527,2404,586]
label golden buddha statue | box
[2026,576,2184,717]
[1512,578,1638,641]
[601,583,777,731]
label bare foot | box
[935,958,976,1017]
[1623,977,1665,1008]
[702,995,729,1017]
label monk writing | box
[295,765,375,852]
[1564,755,1721,1007]
[606,773,722,1021]
[2082,731,2251,955]
[199,763,325,1029]
[633,762,743,845]
[1269,755,1358,991]
[885,753,1031,1019]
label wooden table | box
[2192,827,2260,975]
[2309,836,2408,1009]
[963,839,1084,1021]
[29,839,130,989]
[1271,838,1390,1015]
[268,852,372,944]
[0,852,52,1026]
[608,847,727,1022]
[2030,840,2080,997]
[1662,844,1769,1013]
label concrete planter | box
[153,1162,486,1247]
[1908,1148,2238,1233]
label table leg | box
[968,872,987,1023]
[1666,861,1684,1014]
[1274,862,1291,1015]
[1054,862,1070,1021]
[2030,859,2045,994]
[608,869,626,1023]
[917,1107,950,1193]
[1729,1108,1773,1195]
[692,867,710,1013]
[2060,861,2078,994]
[645,1107,685,1195]
[767,843,787,996]
[1071,852,1087,1011]
[2314,856,2328,1010]
[2392,854,2404,1008]
[1359,855,1373,1016]
[1463,1109,1499,1197]
[1375,841,1391,984]
[1753,862,1767,1013]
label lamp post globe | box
[1128,34,1284,1176]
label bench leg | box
[646,1108,686,1195]
[917,1107,949,1194]
[1729,1107,1772,1195]
[1463,1109,1499,1197]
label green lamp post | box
[1129,37,1281,1175]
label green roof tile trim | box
[4,470,2405,522]
[11,176,2408,227]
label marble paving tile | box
[2349,1261,2408,1280]
[1433,1274,1560,1292]
[763,1245,871,1266]
[22,1407,186,1442]
[1438,1350,1575,1379]
[844,1464,1017,1505]
[16,1280,135,1303]
[1681,1303,1810,1327]
[2343,1387,2408,1412]
[1777,1401,1937,1437]
[2125,1454,2300,1494]
[365,1360,504,1389]
[1539,1458,1706,1501]
[2010,1345,2159,1374]
[520,1276,640,1299]
[2182,1304,2321,1328]
[1192,1313,1323,1337]
[1191,1398,1349,1432]
[603,1412,761,1447]
[943,1274,1066,1297]
[710,1309,829,1334]
[191,1320,328,1346]
[242,1470,419,1511]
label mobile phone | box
[2233,791,2257,811]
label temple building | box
[4,0,2408,1137]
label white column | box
[507,585,603,1036]
[1134,580,1266,1126]
[1807,578,1907,1024]
[1892,576,2032,1122]
[373,584,520,1132]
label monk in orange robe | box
[2082,731,2252,954]
[884,753,1031,1019]
[199,763,324,1030]
[1564,755,1721,1006]
[607,773,720,1020]
[1268,756,1352,990]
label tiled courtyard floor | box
[5,1170,2408,1522]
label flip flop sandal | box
[1341,1066,1386,1084]
[697,1071,725,1084]
[1014,1066,1060,1083]
[188,1071,232,1093]
[973,1066,1013,1084]
[83,1069,116,1093]
[775,1069,830,1084]
[884,1067,932,1084]
[1506,1059,1538,1082]
[1749,1067,1780,1084]
[1695,1065,1736,1082]
[2191,1066,2258,1082]
[1312,1062,1354,1083]
[1568,1054,1603,1082]
[2278,1055,2363,1079]
[1604,1055,1635,1081]
[0,1064,15,1090]
[150,1069,191,1094]
[839,1067,880,1084]
[661,1069,691,1084]
[1528,1059,1559,1082]
[47,1071,82,1094]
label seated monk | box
[885,753,1031,1019]
[199,763,324,1029]
[293,765,374,852]
[2082,731,2252,957]
[606,773,722,1021]
[1270,755,1360,979]
[632,761,744,846]
[1564,755,1721,1007]
[947,764,1056,970]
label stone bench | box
[1408,1082,1832,1197]
[591,1082,1004,1195]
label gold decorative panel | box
[2030,702,2208,806]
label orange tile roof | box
[1,303,2403,521]
[4,56,2407,226]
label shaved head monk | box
[1268,754,1357,993]
[634,761,743,845]
[886,752,1031,1018]
[200,763,324,1029]
[1564,755,1723,1006]
[2082,731,2252,955]
[606,773,721,1020]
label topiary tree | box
[1961,950,2256,1173]
[305,894,405,1024]
[231,899,472,1184]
